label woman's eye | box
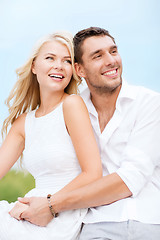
[64,59,71,64]
[46,56,53,60]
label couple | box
[0,27,160,239]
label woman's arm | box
[1,114,27,220]
[0,114,26,179]
[55,94,102,194]
[18,95,103,226]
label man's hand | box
[18,197,53,226]
[9,201,29,220]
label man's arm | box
[52,172,132,212]
[19,172,132,226]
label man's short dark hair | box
[73,27,115,63]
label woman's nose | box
[53,59,63,69]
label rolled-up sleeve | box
[116,94,160,197]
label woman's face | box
[32,40,73,93]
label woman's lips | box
[48,73,64,81]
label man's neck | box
[90,86,121,132]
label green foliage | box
[0,170,35,203]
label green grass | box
[0,170,35,203]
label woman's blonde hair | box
[2,32,81,137]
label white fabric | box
[81,81,160,224]
[0,103,87,240]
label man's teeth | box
[50,75,63,79]
[104,70,117,76]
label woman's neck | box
[37,91,67,117]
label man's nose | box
[104,53,116,66]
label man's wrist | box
[47,194,58,218]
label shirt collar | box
[81,79,138,115]
[81,88,98,117]
[117,80,137,100]
[116,80,138,112]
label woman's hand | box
[9,201,29,220]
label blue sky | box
[0,0,160,137]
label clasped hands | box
[9,200,29,220]
[9,197,53,226]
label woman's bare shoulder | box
[63,94,85,109]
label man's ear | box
[74,63,86,78]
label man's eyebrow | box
[89,49,102,58]
[110,45,118,51]
[89,44,118,58]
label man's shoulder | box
[138,85,159,96]
[126,82,160,101]
[136,85,160,105]
[127,83,160,113]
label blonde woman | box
[0,32,102,239]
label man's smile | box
[102,68,118,78]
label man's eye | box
[94,55,101,59]
[111,50,117,54]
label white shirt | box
[81,81,160,224]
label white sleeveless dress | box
[0,103,87,240]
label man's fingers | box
[18,197,30,204]
[20,210,27,219]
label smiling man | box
[73,27,160,239]
[18,27,160,240]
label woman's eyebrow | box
[45,53,71,58]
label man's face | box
[76,36,122,93]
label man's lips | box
[102,68,118,78]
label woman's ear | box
[31,62,36,75]
[74,63,86,78]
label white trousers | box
[79,220,160,240]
